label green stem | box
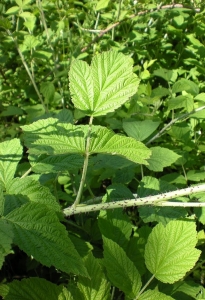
[135,275,155,299]
[64,183,205,216]
[6,30,48,113]
[71,116,94,208]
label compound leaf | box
[0,219,13,269]
[3,202,88,277]
[145,220,201,283]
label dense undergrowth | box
[1,0,205,299]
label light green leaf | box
[0,139,23,190]
[123,119,160,141]
[0,278,73,300]
[5,6,20,15]
[172,79,199,95]
[69,51,140,116]
[145,220,201,283]
[3,202,88,276]
[168,94,194,111]
[146,147,181,172]
[0,219,13,269]
[22,119,151,165]
[7,177,61,211]
[23,35,40,50]
[96,0,110,11]
[153,68,175,82]
[187,170,205,182]
[103,236,141,298]
[40,81,55,102]
[195,93,205,102]
[89,126,151,165]
[139,289,175,300]
[77,252,111,300]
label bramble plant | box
[1,0,205,299]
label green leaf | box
[77,252,111,300]
[153,68,175,82]
[40,81,55,102]
[123,119,160,141]
[139,289,175,300]
[22,120,151,165]
[0,278,73,300]
[168,94,194,111]
[145,220,201,283]
[146,147,181,172]
[69,51,140,116]
[172,79,199,95]
[7,177,61,211]
[23,35,40,50]
[98,184,133,249]
[0,219,13,269]
[96,0,110,11]
[5,6,20,15]
[0,139,23,190]
[0,106,23,116]
[29,153,84,173]
[3,202,88,276]
[103,236,141,298]
[89,126,151,165]
[187,170,205,182]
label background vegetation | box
[1,0,205,299]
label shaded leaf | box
[4,202,88,276]
[146,147,180,171]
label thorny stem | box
[64,184,205,216]
[146,105,205,145]
[81,4,200,52]
[71,116,94,209]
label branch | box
[63,183,205,216]
[81,4,200,52]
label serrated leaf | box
[29,153,84,173]
[0,278,73,300]
[0,220,13,269]
[0,139,23,190]
[145,220,201,283]
[3,202,88,276]
[89,126,151,165]
[4,194,28,215]
[69,51,140,116]
[22,118,85,155]
[139,289,175,300]
[22,119,151,165]
[77,252,111,300]
[7,177,60,211]
[103,236,141,298]
[123,119,160,141]
[146,147,181,171]
[0,17,12,29]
